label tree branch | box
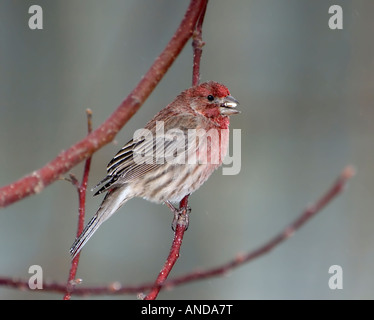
[0,166,355,296]
[62,109,93,300]
[144,195,190,300]
[162,166,356,288]
[192,0,207,87]
[0,0,208,209]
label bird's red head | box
[194,81,231,98]
[184,81,239,125]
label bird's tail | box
[69,187,130,259]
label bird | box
[70,81,239,258]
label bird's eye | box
[207,95,214,101]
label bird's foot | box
[166,201,191,231]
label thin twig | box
[0,166,355,296]
[192,0,207,86]
[144,196,190,300]
[162,166,356,287]
[62,109,93,300]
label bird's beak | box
[220,95,240,116]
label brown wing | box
[93,114,200,196]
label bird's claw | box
[171,206,191,231]
[166,201,191,231]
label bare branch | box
[0,0,208,209]
[0,166,354,296]
[62,109,93,300]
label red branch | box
[143,2,208,300]
[163,166,356,287]
[62,109,93,300]
[0,166,355,296]
[0,0,208,209]
[144,196,190,300]
[192,1,207,87]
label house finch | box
[70,81,239,258]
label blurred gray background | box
[0,0,373,299]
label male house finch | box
[70,81,239,258]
